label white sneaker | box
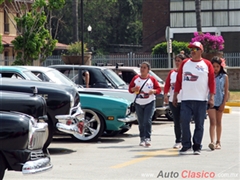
[139,141,145,147]
[145,139,151,147]
[173,143,182,149]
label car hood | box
[77,88,134,104]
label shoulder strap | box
[133,77,150,103]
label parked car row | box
[0,64,170,178]
[49,65,173,121]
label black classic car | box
[49,65,128,89]
[0,90,49,148]
[0,78,84,145]
[0,90,47,122]
[0,111,52,179]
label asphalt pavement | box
[4,107,240,180]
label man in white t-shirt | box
[173,41,215,155]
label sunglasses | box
[190,48,201,52]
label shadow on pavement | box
[98,145,136,149]
[52,135,126,144]
[48,147,76,155]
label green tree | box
[152,41,190,55]
[0,36,3,53]
[3,0,65,65]
[51,0,142,53]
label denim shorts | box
[208,105,220,111]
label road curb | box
[224,106,231,114]
[226,102,240,107]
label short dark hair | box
[141,61,151,70]
[211,56,227,74]
[175,54,186,60]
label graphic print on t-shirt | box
[136,91,150,99]
[183,72,199,81]
[196,65,204,71]
[170,82,175,90]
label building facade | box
[142,0,240,53]
[0,0,67,65]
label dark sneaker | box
[179,147,192,155]
[194,150,201,155]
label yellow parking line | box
[111,148,179,169]
[111,156,151,169]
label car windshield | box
[103,69,127,87]
[45,69,77,87]
[134,69,164,84]
[23,71,42,81]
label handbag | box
[130,77,150,113]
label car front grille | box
[30,150,45,161]
[29,123,48,150]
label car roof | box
[49,64,108,70]
[106,66,140,70]
[18,66,55,72]
[0,66,29,72]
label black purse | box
[130,77,150,113]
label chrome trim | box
[30,150,45,161]
[155,106,168,111]
[70,103,84,116]
[56,123,80,135]
[55,103,84,135]
[28,123,48,150]
[22,157,52,175]
[118,113,137,123]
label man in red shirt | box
[173,41,215,155]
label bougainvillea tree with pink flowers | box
[191,32,225,53]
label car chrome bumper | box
[55,103,84,135]
[118,113,137,123]
[155,106,168,111]
[22,156,52,175]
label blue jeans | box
[135,100,155,141]
[180,100,207,151]
[169,102,182,143]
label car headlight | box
[125,106,131,116]
[70,94,74,108]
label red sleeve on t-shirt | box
[128,75,139,93]
[150,76,161,94]
[204,59,216,94]
[175,59,188,93]
[164,70,174,94]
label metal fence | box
[1,52,240,67]
[42,53,170,68]
[223,53,240,67]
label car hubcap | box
[73,109,101,141]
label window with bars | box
[4,10,9,33]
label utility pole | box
[81,0,84,65]
[72,0,79,42]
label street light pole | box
[87,25,92,51]
[81,0,84,65]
